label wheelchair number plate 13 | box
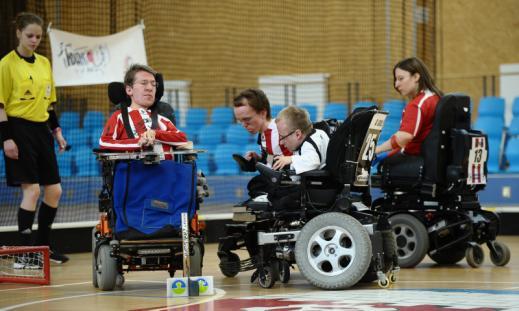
[467,136,487,185]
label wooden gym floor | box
[1,236,519,311]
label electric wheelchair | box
[218,107,400,289]
[91,75,205,291]
[371,94,511,268]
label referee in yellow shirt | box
[0,12,69,266]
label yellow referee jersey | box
[0,50,57,122]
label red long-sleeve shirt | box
[99,107,187,156]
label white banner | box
[48,24,147,87]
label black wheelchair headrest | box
[108,72,164,106]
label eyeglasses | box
[134,80,158,88]
[279,129,296,141]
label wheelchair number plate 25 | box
[467,136,488,185]
[355,112,387,186]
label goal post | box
[0,246,51,285]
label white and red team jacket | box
[99,107,187,159]
[261,119,292,167]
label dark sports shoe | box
[13,253,43,270]
[50,249,69,264]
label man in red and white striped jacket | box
[99,64,188,158]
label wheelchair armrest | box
[255,162,291,185]
[299,169,330,178]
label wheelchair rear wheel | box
[219,252,241,278]
[189,240,203,276]
[428,244,466,265]
[96,244,118,291]
[390,213,429,268]
[295,212,372,289]
[91,228,99,288]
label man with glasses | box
[233,88,292,200]
[269,106,329,210]
[99,64,187,158]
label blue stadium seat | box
[487,137,503,173]
[478,96,505,119]
[197,125,226,147]
[74,146,100,176]
[244,143,261,155]
[508,118,519,136]
[186,108,208,131]
[59,112,80,130]
[195,145,214,174]
[225,124,255,145]
[180,126,201,144]
[474,116,504,140]
[324,103,348,120]
[83,111,106,130]
[65,128,90,148]
[505,138,519,173]
[211,107,234,127]
[90,128,104,148]
[214,144,242,175]
[382,99,405,120]
[271,105,284,118]
[56,152,73,177]
[513,97,519,117]
[299,103,317,122]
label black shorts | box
[3,117,61,187]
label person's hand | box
[3,139,19,159]
[143,129,156,143]
[138,130,156,147]
[244,151,259,161]
[54,130,68,152]
[272,155,292,170]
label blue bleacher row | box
[1,97,517,177]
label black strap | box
[297,129,321,162]
[120,104,135,139]
[150,107,159,129]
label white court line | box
[1,280,226,311]
[0,281,91,292]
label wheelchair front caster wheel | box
[278,261,291,284]
[466,244,484,268]
[258,266,276,288]
[116,274,125,287]
[489,241,511,267]
[378,276,390,288]
[389,271,398,283]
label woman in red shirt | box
[376,57,443,159]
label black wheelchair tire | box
[390,213,429,268]
[219,252,240,278]
[428,245,466,265]
[189,240,203,276]
[91,227,99,288]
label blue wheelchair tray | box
[112,160,197,240]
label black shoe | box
[13,253,43,269]
[50,248,69,264]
